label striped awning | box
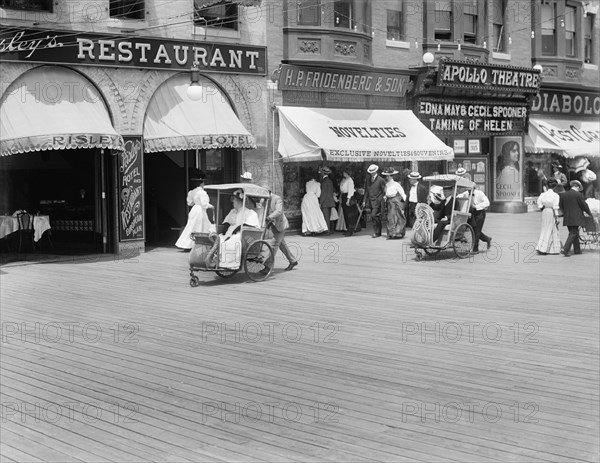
[0,66,124,156]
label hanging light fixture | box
[187,63,203,101]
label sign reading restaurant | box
[0,27,267,75]
[277,64,411,97]
[437,60,541,94]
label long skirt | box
[341,193,359,231]
[301,193,328,233]
[175,205,214,249]
[386,196,406,238]
[536,208,561,254]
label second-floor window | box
[110,0,145,20]
[298,0,321,26]
[0,0,52,12]
[194,0,238,30]
[463,2,478,44]
[491,0,506,52]
[565,5,577,57]
[334,0,354,29]
[541,2,556,55]
[584,14,595,63]
[387,1,404,41]
[434,1,453,41]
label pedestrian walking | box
[362,164,386,238]
[559,180,592,257]
[318,166,336,235]
[468,186,492,252]
[535,179,561,255]
[339,169,360,236]
[301,175,328,236]
[381,167,406,239]
[405,171,428,228]
[259,183,299,271]
[175,176,215,250]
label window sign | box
[468,139,481,153]
[118,136,144,241]
[454,139,466,154]
[493,136,523,202]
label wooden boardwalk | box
[1,212,598,462]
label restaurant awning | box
[0,66,124,157]
[525,117,600,158]
[144,74,256,153]
[277,106,454,163]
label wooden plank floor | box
[1,212,598,462]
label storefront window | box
[584,14,595,63]
[463,2,478,45]
[387,1,404,41]
[433,1,453,41]
[298,0,321,26]
[541,3,556,56]
[491,0,506,52]
[565,5,577,57]
[334,0,354,29]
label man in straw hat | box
[558,180,592,257]
[258,183,299,271]
[405,171,428,228]
[362,164,386,238]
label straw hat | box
[570,180,583,190]
[240,171,253,180]
[367,164,379,174]
[381,167,399,176]
[319,166,332,175]
[456,167,467,176]
[408,171,422,180]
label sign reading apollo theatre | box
[0,27,267,75]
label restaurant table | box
[0,215,52,242]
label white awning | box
[277,106,454,162]
[0,66,124,157]
[525,117,600,158]
[143,74,255,152]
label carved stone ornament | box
[334,41,356,56]
[299,40,320,54]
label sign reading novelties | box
[0,27,266,75]
[437,60,541,94]
[278,64,411,97]
[417,99,529,135]
[118,137,144,241]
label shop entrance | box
[144,148,240,246]
[0,149,112,254]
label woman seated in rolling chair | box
[217,190,259,268]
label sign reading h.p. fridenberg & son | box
[0,27,267,75]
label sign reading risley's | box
[0,27,266,75]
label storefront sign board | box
[278,64,411,97]
[0,27,267,75]
[531,88,600,117]
[417,99,529,136]
[118,137,144,241]
[437,60,541,94]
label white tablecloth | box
[0,215,51,241]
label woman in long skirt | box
[535,179,561,255]
[301,176,328,235]
[175,179,215,250]
[339,169,360,236]
[381,167,407,239]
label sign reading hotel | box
[417,99,528,135]
[278,64,410,97]
[437,60,541,94]
[0,27,266,75]
[118,137,144,241]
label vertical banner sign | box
[118,136,144,241]
[493,136,523,202]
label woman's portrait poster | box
[494,136,523,202]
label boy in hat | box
[362,164,386,238]
[559,180,592,257]
[405,172,428,228]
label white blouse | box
[385,181,406,201]
[339,177,355,198]
[537,189,559,210]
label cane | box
[354,205,365,232]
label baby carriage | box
[579,214,599,249]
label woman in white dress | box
[301,175,328,236]
[218,193,260,268]
[536,179,561,255]
[175,179,215,250]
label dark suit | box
[559,189,592,255]
[406,182,428,228]
[364,174,386,236]
[265,193,296,264]
[319,176,336,231]
[431,197,455,242]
